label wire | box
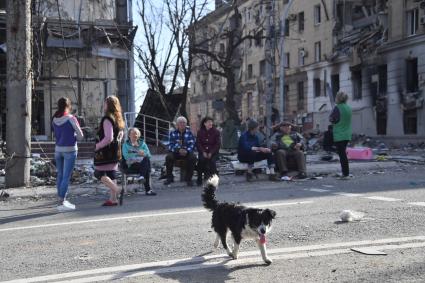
[55,0,79,108]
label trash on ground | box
[351,247,387,256]
[339,210,364,222]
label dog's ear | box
[264,209,277,219]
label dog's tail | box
[202,175,219,211]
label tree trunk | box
[225,70,239,122]
[5,0,32,188]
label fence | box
[123,112,173,147]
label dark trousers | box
[238,152,274,167]
[165,152,196,181]
[197,153,218,180]
[335,140,349,176]
[275,149,306,174]
[129,158,151,191]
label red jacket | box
[196,127,221,155]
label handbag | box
[94,138,122,166]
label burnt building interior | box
[333,0,424,135]
[0,0,136,141]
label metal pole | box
[143,115,146,140]
[279,0,295,121]
[155,119,159,147]
[265,1,275,143]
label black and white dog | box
[202,175,276,265]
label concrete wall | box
[43,56,118,137]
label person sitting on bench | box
[196,116,221,185]
[272,121,307,180]
[164,116,197,186]
[237,119,275,182]
[122,127,156,195]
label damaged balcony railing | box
[123,112,173,147]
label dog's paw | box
[231,252,239,259]
[264,258,273,265]
[227,252,237,259]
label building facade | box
[0,0,136,140]
[189,0,425,138]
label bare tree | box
[190,2,265,122]
[135,0,208,119]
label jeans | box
[55,151,77,200]
[335,140,349,176]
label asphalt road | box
[1,164,425,283]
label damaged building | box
[189,0,425,138]
[0,0,136,141]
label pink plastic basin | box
[346,147,373,160]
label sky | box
[132,0,215,111]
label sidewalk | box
[1,160,400,200]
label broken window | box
[331,74,340,100]
[284,53,290,68]
[297,81,304,110]
[219,43,225,54]
[298,12,304,32]
[403,109,417,135]
[259,60,266,76]
[285,19,290,36]
[378,65,387,96]
[314,41,321,62]
[314,5,321,25]
[406,9,419,37]
[247,92,253,117]
[248,64,253,79]
[314,78,321,97]
[255,30,263,47]
[352,69,362,100]
[406,58,418,93]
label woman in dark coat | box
[196,117,221,185]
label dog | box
[202,175,276,265]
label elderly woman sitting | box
[122,127,156,196]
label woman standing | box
[329,91,352,180]
[196,116,221,185]
[52,97,84,211]
[94,96,125,206]
[122,127,156,195]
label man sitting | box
[237,119,275,182]
[164,116,197,186]
[272,121,307,180]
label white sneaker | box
[62,200,76,210]
[57,204,74,212]
[281,176,292,181]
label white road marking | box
[305,188,330,193]
[364,196,401,202]
[408,202,425,207]
[0,201,312,233]
[333,192,363,197]
[3,235,425,283]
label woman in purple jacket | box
[52,97,84,212]
[196,117,221,185]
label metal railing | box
[123,112,173,147]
